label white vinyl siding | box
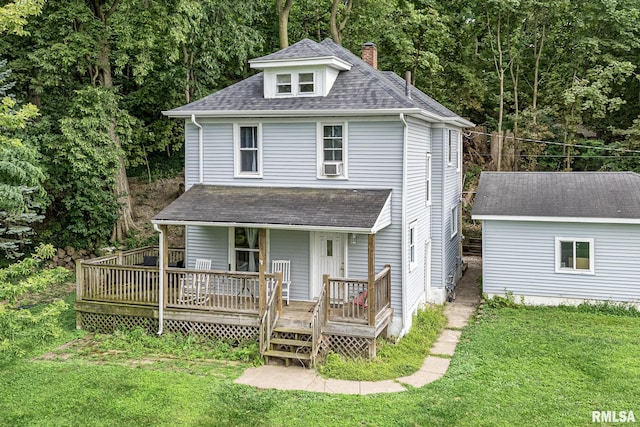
[269,229,310,301]
[185,226,229,270]
[482,220,640,302]
[426,153,432,206]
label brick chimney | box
[362,42,377,69]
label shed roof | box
[472,172,640,222]
[152,185,393,233]
[164,38,472,127]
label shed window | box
[555,237,594,274]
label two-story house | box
[75,38,473,363]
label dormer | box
[249,39,352,99]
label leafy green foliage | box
[0,243,71,364]
[319,304,447,381]
[39,87,135,249]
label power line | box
[464,130,640,155]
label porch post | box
[367,233,376,326]
[161,225,169,310]
[258,228,267,315]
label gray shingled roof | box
[153,185,392,231]
[164,38,468,122]
[472,172,640,220]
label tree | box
[329,0,353,45]
[276,0,294,48]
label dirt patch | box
[129,174,185,247]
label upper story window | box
[426,153,432,206]
[234,123,262,178]
[276,74,292,94]
[317,123,347,178]
[447,129,453,166]
[450,205,458,238]
[409,220,417,271]
[299,73,315,93]
[275,72,316,96]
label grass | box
[319,304,447,381]
[1,297,639,426]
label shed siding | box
[269,229,310,301]
[482,220,640,302]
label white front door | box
[312,232,345,298]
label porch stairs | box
[263,301,315,366]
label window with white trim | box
[450,205,458,238]
[234,124,262,177]
[555,237,594,274]
[276,74,292,94]
[409,220,417,271]
[231,227,260,272]
[447,129,453,165]
[425,153,432,206]
[318,123,347,178]
[457,131,462,172]
[298,72,314,93]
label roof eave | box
[162,108,425,118]
[151,219,375,234]
[471,214,640,224]
[249,56,352,71]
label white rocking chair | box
[271,259,291,305]
[178,258,212,304]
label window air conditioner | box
[323,162,343,176]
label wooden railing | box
[77,263,159,305]
[259,275,282,355]
[324,264,391,326]
[310,282,327,366]
[84,246,184,267]
[166,270,275,313]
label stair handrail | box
[310,280,327,366]
[259,273,282,356]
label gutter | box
[153,223,164,335]
[191,114,204,183]
[399,113,409,337]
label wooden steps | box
[264,326,312,367]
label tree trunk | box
[329,0,352,46]
[276,0,293,49]
[532,23,545,125]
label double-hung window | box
[450,205,458,238]
[318,123,346,177]
[298,73,315,93]
[409,221,417,271]
[276,74,292,94]
[447,129,453,165]
[232,227,260,272]
[555,237,594,274]
[234,124,262,177]
[426,153,432,206]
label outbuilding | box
[472,172,640,305]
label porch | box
[75,245,393,363]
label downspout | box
[399,113,409,337]
[154,223,164,335]
[191,114,203,183]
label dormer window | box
[299,73,314,93]
[274,72,316,97]
[276,74,292,94]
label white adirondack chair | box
[179,258,212,304]
[271,260,291,305]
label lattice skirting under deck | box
[322,334,375,359]
[78,312,159,334]
[78,312,258,342]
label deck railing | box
[259,275,282,355]
[84,246,184,267]
[77,263,160,305]
[310,282,327,366]
[324,264,391,325]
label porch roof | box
[152,185,393,233]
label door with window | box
[312,232,345,298]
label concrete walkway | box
[235,258,481,394]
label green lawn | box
[1,302,639,426]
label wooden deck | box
[75,246,393,362]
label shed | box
[472,172,640,305]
